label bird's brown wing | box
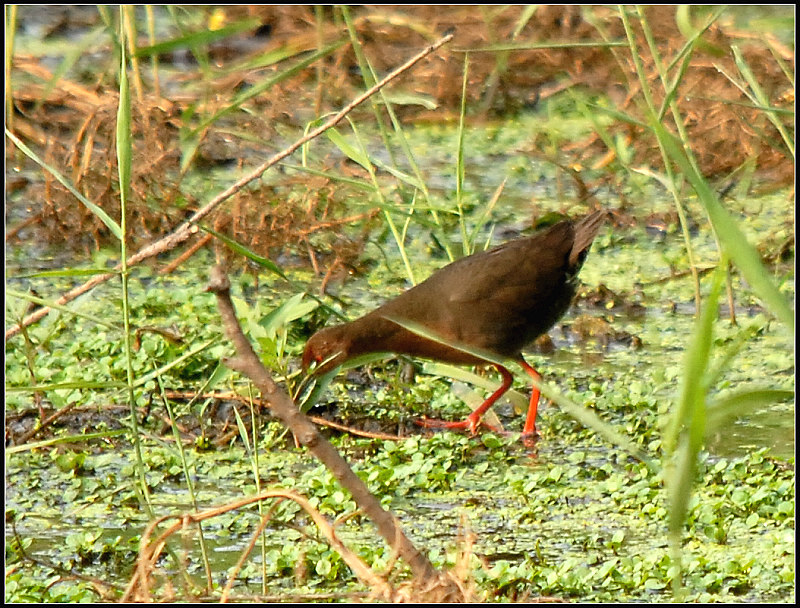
[393,222,576,355]
[443,221,574,306]
[372,215,603,359]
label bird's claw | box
[520,430,539,450]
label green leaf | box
[381,92,438,110]
[233,404,251,454]
[281,163,375,192]
[133,339,218,388]
[423,362,527,411]
[458,40,627,53]
[259,293,319,339]
[371,156,425,190]
[731,44,794,157]
[4,429,128,454]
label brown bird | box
[303,210,607,439]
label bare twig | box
[162,389,406,441]
[218,491,392,603]
[205,265,462,600]
[13,401,80,445]
[124,489,396,601]
[158,232,213,275]
[5,31,455,341]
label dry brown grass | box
[7,6,793,269]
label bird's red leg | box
[418,365,514,435]
[518,358,541,438]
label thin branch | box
[205,265,462,600]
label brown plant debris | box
[7,6,794,273]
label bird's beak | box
[302,349,344,375]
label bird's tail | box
[569,210,608,266]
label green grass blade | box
[111,10,153,516]
[706,389,794,432]
[11,268,119,279]
[5,288,117,329]
[468,178,504,253]
[200,225,289,281]
[653,122,794,331]
[663,261,727,599]
[579,99,649,129]
[423,361,528,411]
[196,39,346,131]
[296,367,338,413]
[281,163,376,192]
[6,381,128,392]
[258,293,318,339]
[670,5,727,69]
[5,429,129,454]
[155,368,214,589]
[512,5,539,39]
[5,130,122,240]
[5,5,17,131]
[457,40,627,52]
[199,225,346,321]
[370,156,426,190]
[233,403,252,454]
[732,44,795,157]
[134,18,261,57]
[346,118,418,285]
[326,127,372,170]
[34,26,106,112]
[339,5,456,263]
[455,53,470,256]
[380,91,438,109]
[116,48,132,210]
[133,339,219,389]
[665,264,725,453]
[667,264,725,544]
[538,382,655,470]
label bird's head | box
[302,325,351,374]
